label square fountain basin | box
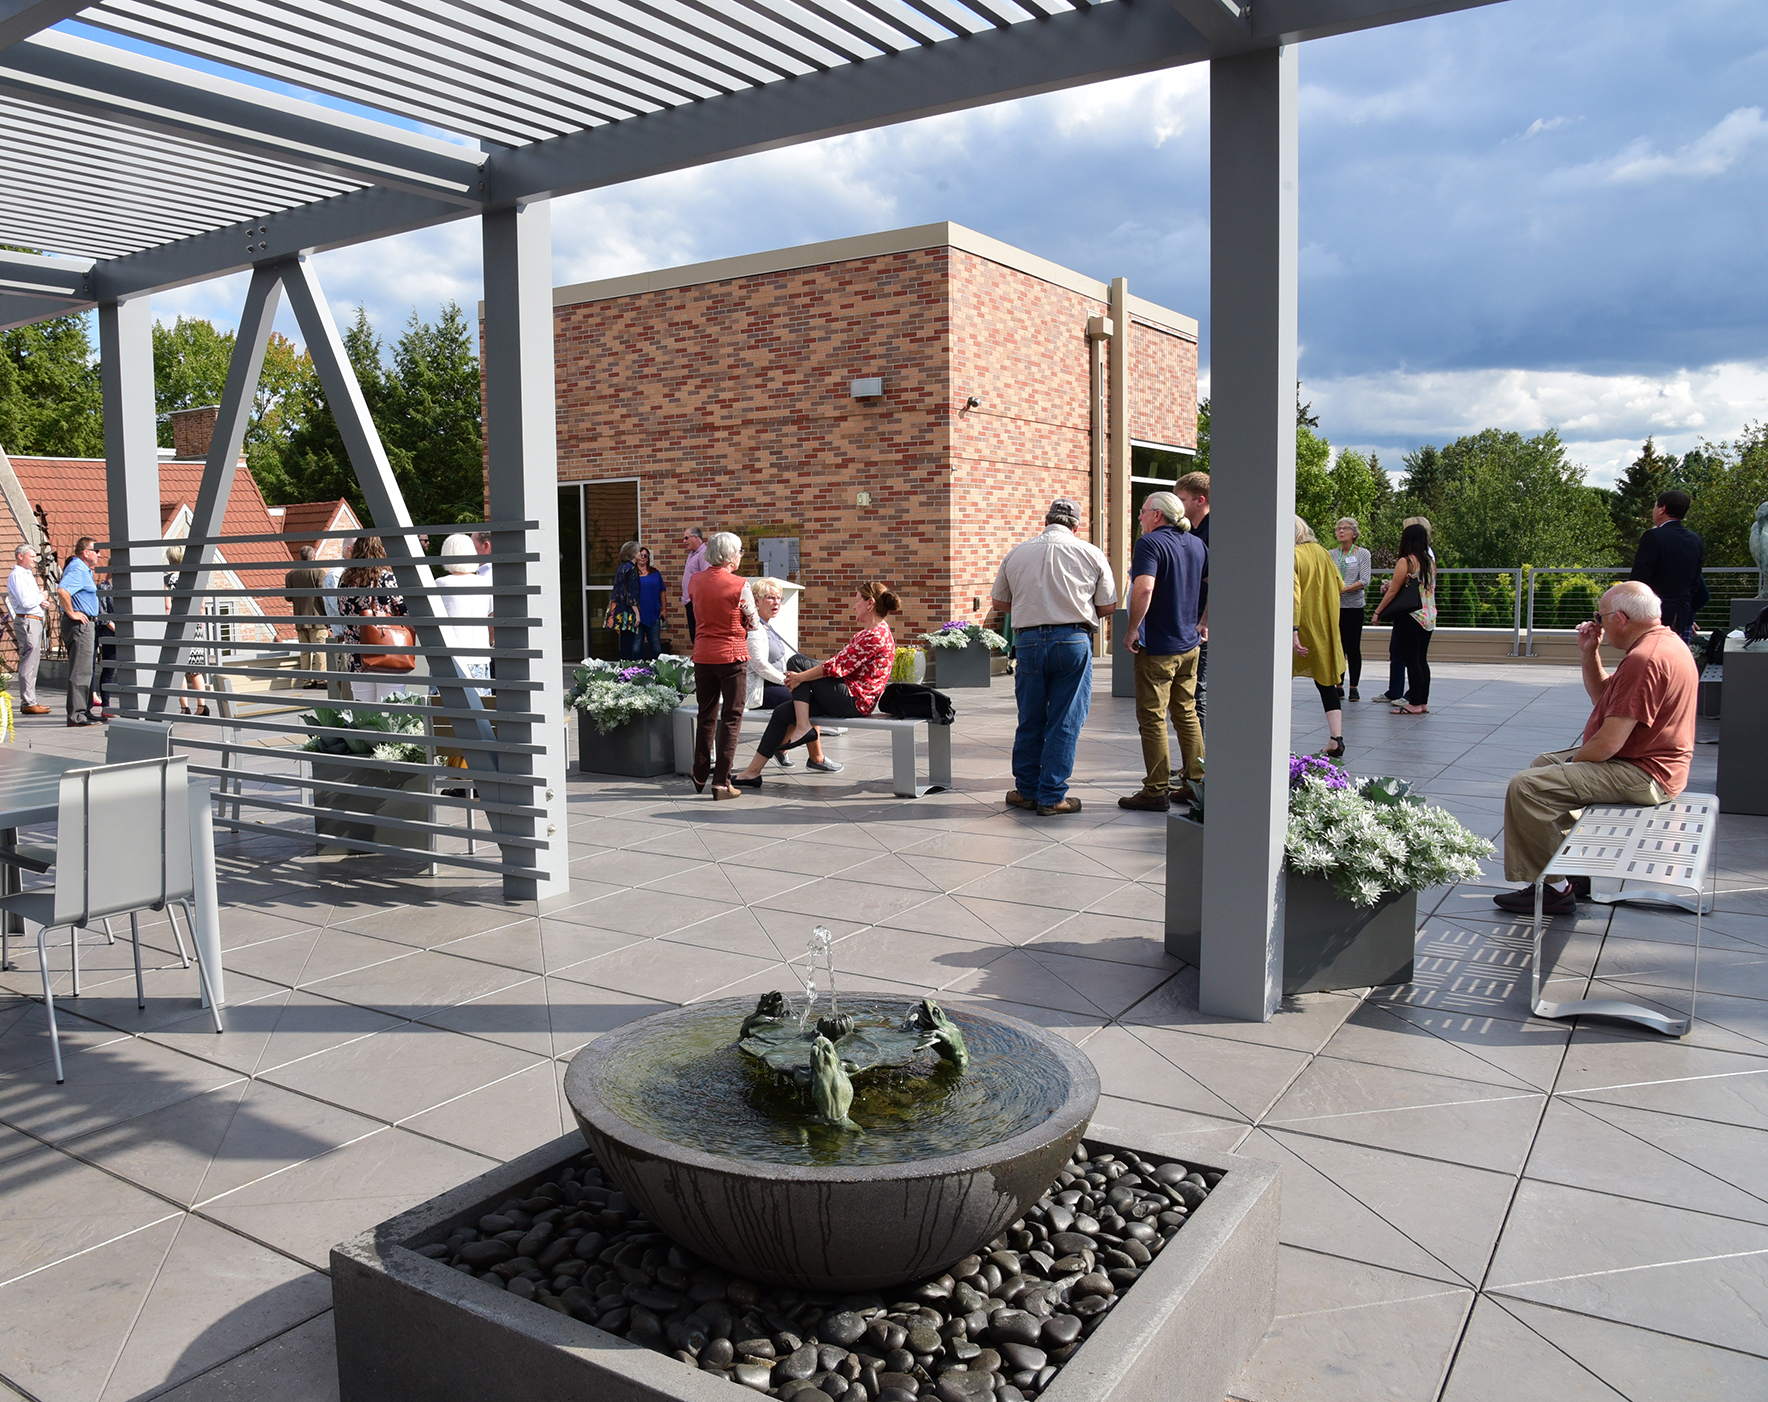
[331,1131,1278,1402]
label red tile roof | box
[277,498,360,559]
[2,455,295,630]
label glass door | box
[561,480,640,661]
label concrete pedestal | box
[1717,646,1768,815]
[1730,597,1767,630]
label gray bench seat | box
[671,703,951,798]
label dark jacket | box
[1629,520,1705,634]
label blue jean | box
[618,629,641,661]
[639,620,662,658]
[1011,624,1094,806]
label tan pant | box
[1503,747,1664,883]
[297,623,329,676]
[1134,647,1205,793]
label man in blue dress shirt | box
[55,537,103,726]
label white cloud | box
[1603,106,1767,183]
[1517,115,1578,141]
[1308,360,1768,484]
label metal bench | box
[671,704,951,798]
[1530,791,1717,1037]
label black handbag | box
[1377,578,1423,623]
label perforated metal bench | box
[671,704,951,798]
[1530,791,1717,1037]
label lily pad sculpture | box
[739,990,789,1039]
[809,1034,860,1131]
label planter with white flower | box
[568,656,695,777]
[1164,756,1493,994]
[918,621,1009,689]
[301,696,435,852]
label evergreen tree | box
[273,308,401,522]
[1609,436,1675,563]
[383,303,484,525]
[1193,397,1209,473]
[0,314,104,456]
[1683,423,1768,566]
[1401,443,1445,509]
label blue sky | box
[143,0,1768,486]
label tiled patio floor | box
[0,662,1763,1401]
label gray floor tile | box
[417,975,670,1060]
[397,1057,567,1161]
[260,1021,542,1124]
[153,1311,340,1402]
[1487,1178,1768,1355]
[940,948,1173,1019]
[198,1126,496,1269]
[1438,1297,1626,1401]
[221,927,415,990]
[1118,1022,1312,1121]
[946,865,1127,913]
[1498,1297,1768,1401]
[1123,967,1361,1055]
[549,940,775,1004]
[946,894,1076,944]
[144,989,407,1077]
[0,1142,178,1287]
[299,949,531,1022]
[0,1032,246,1146]
[1553,1031,1768,1095]
[1324,1000,1566,1092]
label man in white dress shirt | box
[7,544,49,714]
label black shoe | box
[1347,688,1360,702]
[730,774,763,789]
[66,715,90,727]
[1493,883,1577,915]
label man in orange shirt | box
[1494,581,1698,915]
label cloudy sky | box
[139,0,1768,486]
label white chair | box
[0,718,193,972]
[0,755,222,1083]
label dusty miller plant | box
[1285,770,1492,907]
[567,654,696,735]
[918,621,1010,652]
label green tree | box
[273,307,399,522]
[0,314,104,456]
[1425,428,1613,567]
[1194,397,1209,473]
[382,303,484,525]
[1401,443,1446,510]
[1295,417,1333,530]
[1609,436,1676,564]
[1684,423,1768,567]
[1324,447,1383,536]
[152,316,234,443]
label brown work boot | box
[1005,790,1033,809]
[1037,797,1083,816]
[1117,790,1170,812]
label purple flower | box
[1289,753,1350,791]
[616,666,656,684]
[939,620,968,632]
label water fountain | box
[332,928,1279,1402]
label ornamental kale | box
[918,621,1011,652]
[568,653,696,734]
[300,692,430,764]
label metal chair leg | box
[165,902,192,969]
[69,914,80,997]
[38,924,62,1083]
[130,912,146,1011]
[102,917,116,945]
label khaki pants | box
[1503,747,1664,883]
[296,624,329,676]
[1134,647,1205,793]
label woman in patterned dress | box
[730,581,900,788]
[336,536,411,705]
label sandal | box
[1392,704,1428,715]
[1319,737,1346,761]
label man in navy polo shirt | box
[1119,491,1206,812]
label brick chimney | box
[170,405,220,461]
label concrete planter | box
[576,709,674,777]
[330,1130,1278,1402]
[1718,646,1768,815]
[1165,812,1417,993]
[928,640,992,689]
[310,760,432,852]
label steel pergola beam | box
[0,32,485,203]
[1163,0,1251,49]
[0,248,93,298]
[0,0,86,51]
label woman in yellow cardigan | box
[1293,517,1349,760]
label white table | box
[0,749,225,1008]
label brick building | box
[550,222,1197,658]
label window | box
[558,479,640,660]
[1128,441,1194,544]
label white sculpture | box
[1752,501,1768,598]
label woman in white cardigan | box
[745,578,839,772]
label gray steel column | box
[1198,43,1298,1021]
[482,200,569,905]
[98,295,160,718]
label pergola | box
[0,0,1500,1021]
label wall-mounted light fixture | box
[965,395,983,409]
[851,377,883,399]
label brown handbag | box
[357,608,416,672]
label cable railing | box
[1360,565,1759,657]
[95,520,551,879]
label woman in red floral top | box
[731,581,901,788]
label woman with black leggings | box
[1329,517,1370,701]
[1372,522,1436,714]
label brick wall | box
[551,241,1195,656]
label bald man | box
[1494,581,1699,915]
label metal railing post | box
[1511,567,1524,655]
[1524,565,1537,657]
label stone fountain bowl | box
[562,998,1100,1292]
